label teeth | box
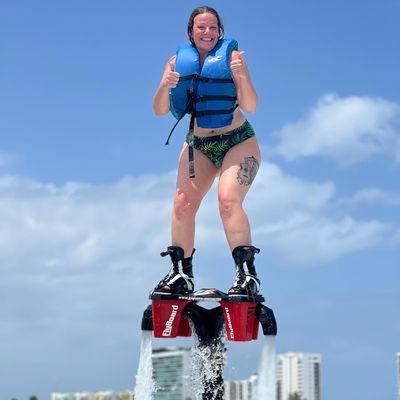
[202,38,212,41]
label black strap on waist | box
[179,74,197,82]
[195,95,237,102]
[198,76,234,83]
[188,113,195,179]
[179,74,234,84]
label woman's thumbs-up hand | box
[230,50,247,78]
[162,55,180,89]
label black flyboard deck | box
[150,288,265,303]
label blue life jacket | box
[170,38,238,129]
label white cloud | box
[248,163,336,219]
[191,164,395,266]
[340,188,400,206]
[0,172,179,345]
[270,94,400,165]
[253,214,389,265]
[0,173,176,278]
[0,165,395,282]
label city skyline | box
[48,350,400,400]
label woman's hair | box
[187,6,224,44]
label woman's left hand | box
[230,51,247,78]
[229,50,258,113]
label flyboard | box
[141,288,277,399]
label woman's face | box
[191,13,219,54]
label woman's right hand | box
[161,56,180,89]
[153,55,179,115]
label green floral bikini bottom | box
[185,120,256,168]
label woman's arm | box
[230,50,258,114]
[153,55,180,115]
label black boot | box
[152,246,195,295]
[228,245,261,298]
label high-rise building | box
[276,352,322,400]
[245,373,258,400]
[397,353,400,400]
[224,380,241,399]
[152,347,193,400]
[224,373,258,400]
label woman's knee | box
[218,194,243,220]
[173,189,200,220]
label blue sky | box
[1,1,399,399]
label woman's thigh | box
[217,136,261,202]
[176,142,219,205]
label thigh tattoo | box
[237,156,259,186]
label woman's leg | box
[218,136,261,296]
[153,143,219,294]
[217,136,261,250]
[172,142,219,257]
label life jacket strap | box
[165,87,195,145]
[164,113,186,145]
[178,74,198,82]
[178,74,234,84]
[195,95,237,103]
[197,76,234,84]
[188,113,195,179]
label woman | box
[152,6,261,298]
